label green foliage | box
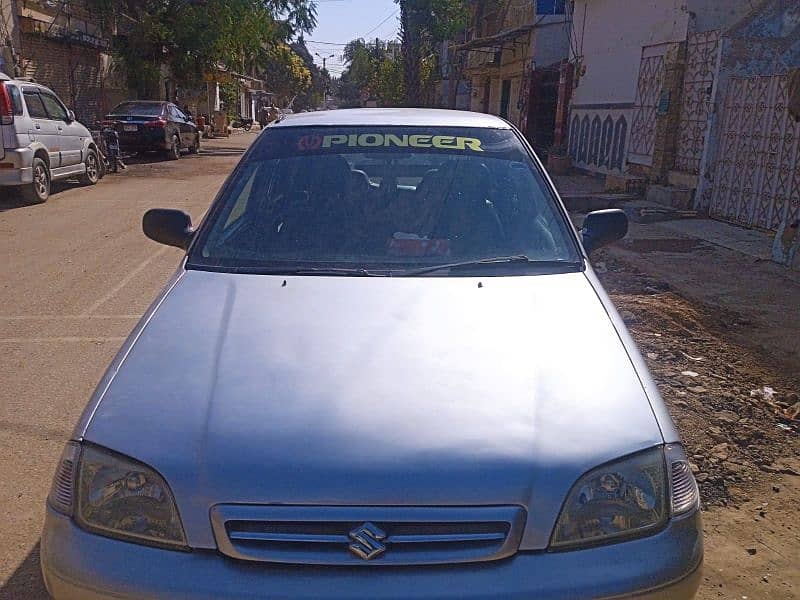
[373,56,405,107]
[338,39,405,107]
[89,0,318,98]
[219,82,239,118]
[396,0,469,105]
[260,44,313,105]
[291,41,328,110]
[400,0,469,43]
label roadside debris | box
[596,253,800,507]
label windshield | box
[110,102,164,116]
[189,126,581,275]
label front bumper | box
[41,506,702,600]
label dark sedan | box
[105,101,200,160]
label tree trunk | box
[399,1,422,106]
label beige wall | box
[571,0,691,106]
[571,0,752,107]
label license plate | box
[123,125,138,132]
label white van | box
[0,72,101,203]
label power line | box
[305,40,349,46]
[362,8,399,38]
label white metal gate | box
[675,31,721,174]
[709,74,800,230]
[629,47,666,166]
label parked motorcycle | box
[101,124,127,172]
[90,123,127,174]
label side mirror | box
[582,209,628,254]
[143,209,194,250]
[66,109,76,123]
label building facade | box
[0,0,124,123]
[456,0,569,154]
[566,0,800,243]
[433,39,472,111]
[567,0,753,178]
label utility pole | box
[315,53,335,110]
[315,52,335,71]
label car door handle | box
[57,127,63,132]
[35,124,41,129]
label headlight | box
[551,447,668,549]
[69,444,187,549]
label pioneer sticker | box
[297,133,484,152]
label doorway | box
[481,78,491,113]
[500,79,512,118]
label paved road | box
[0,132,256,599]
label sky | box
[305,0,400,77]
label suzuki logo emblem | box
[348,522,387,560]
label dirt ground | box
[595,251,799,599]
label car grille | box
[211,506,526,566]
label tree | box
[260,43,313,106]
[291,41,327,111]
[373,55,405,107]
[337,38,404,108]
[88,0,318,97]
[395,0,469,106]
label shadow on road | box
[123,146,245,166]
[0,181,88,212]
[0,195,29,212]
[0,543,48,600]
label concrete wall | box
[532,14,571,69]
[568,0,752,175]
[570,0,690,106]
[567,0,690,173]
[687,0,757,35]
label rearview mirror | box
[582,209,628,254]
[143,209,194,250]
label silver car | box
[41,109,702,599]
[0,72,101,203]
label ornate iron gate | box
[675,31,720,174]
[709,74,800,230]
[629,49,666,166]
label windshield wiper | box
[399,256,582,277]
[229,266,386,277]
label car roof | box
[272,108,512,129]
[0,72,10,81]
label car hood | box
[82,269,666,550]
